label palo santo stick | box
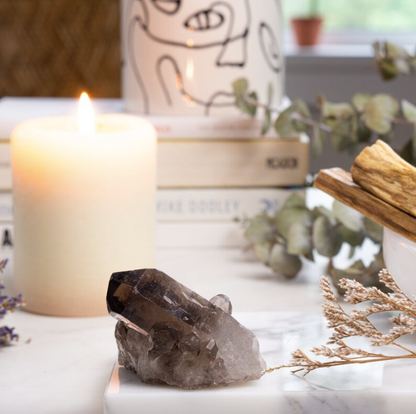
[314,168,416,243]
[351,140,416,217]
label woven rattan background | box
[0,0,120,98]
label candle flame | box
[185,57,194,81]
[78,92,96,135]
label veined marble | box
[105,311,416,414]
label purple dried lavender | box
[0,259,25,345]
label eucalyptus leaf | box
[355,120,372,143]
[303,250,315,262]
[330,120,354,152]
[244,215,275,244]
[385,42,411,59]
[312,215,343,257]
[395,58,411,75]
[261,109,271,136]
[321,100,354,119]
[253,242,271,264]
[402,100,416,123]
[245,91,258,117]
[275,208,312,240]
[363,94,399,134]
[269,244,302,278]
[413,126,416,160]
[293,99,311,118]
[267,83,274,106]
[287,222,312,256]
[292,99,311,132]
[312,206,334,220]
[399,138,416,166]
[363,217,383,243]
[333,200,363,232]
[338,225,365,247]
[274,106,296,137]
[281,193,306,209]
[312,126,326,157]
[352,93,371,112]
[232,78,248,98]
[377,59,400,81]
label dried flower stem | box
[263,269,416,376]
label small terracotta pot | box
[291,17,323,46]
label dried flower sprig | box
[263,269,416,376]
[0,259,25,345]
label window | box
[283,0,416,44]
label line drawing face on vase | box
[123,0,284,115]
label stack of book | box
[153,115,308,247]
[0,97,309,248]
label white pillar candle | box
[11,96,157,317]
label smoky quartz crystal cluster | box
[107,269,266,389]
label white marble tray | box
[104,312,416,414]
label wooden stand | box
[313,167,416,243]
[351,140,416,217]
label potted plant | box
[291,0,323,46]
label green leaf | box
[399,138,416,166]
[312,206,334,220]
[269,244,302,278]
[402,100,416,123]
[253,242,271,264]
[292,99,312,132]
[303,250,315,262]
[287,222,312,255]
[330,120,354,152]
[282,193,306,209]
[332,200,363,232]
[363,217,383,244]
[261,109,271,136]
[244,215,275,244]
[355,120,372,143]
[275,208,312,240]
[312,215,343,257]
[363,94,399,134]
[267,83,274,106]
[352,93,371,112]
[321,101,354,119]
[274,105,296,137]
[232,78,248,98]
[247,91,258,116]
[338,225,365,247]
[312,126,326,157]
[413,126,416,161]
[385,42,411,59]
[377,59,400,81]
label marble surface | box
[0,190,402,414]
[1,246,330,414]
[104,311,416,414]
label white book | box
[157,188,305,222]
[0,188,304,223]
[0,97,290,139]
[0,192,13,222]
[157,221,246,248]
[0,221,244,249]
[0,97,307,189]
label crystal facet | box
[107,269,266,389]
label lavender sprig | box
[0,259,25,345]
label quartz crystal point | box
[107,269,266,389]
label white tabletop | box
[1,190,378,414]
